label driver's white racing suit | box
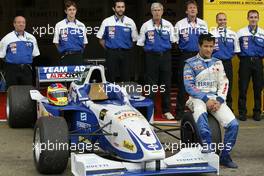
[183,54,239,158]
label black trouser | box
[221,59,233,109]
[176,51,198,113]
[238,57,263,115]
[106,49,131,82]
[60,53,83,66]
[4,63,32,88]
[145,51,171,113]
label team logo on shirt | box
[108,26,115,38]
[147,31,155,43]
[242,36,248,49]
[257,38,264,43]
[26,42,33,48]
[193,65,204,70]
[26,37,34,41]
[60,28,68,41]
[180,28,189,41]
[123,27,130,32]
[226,38,233,43]
[214,38,219,50]
[182,33,189,41]
[162,25,170,30]
[124,23,132,27]
[9,43,17,54]
[162,30,169,35]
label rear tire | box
[7,86,36,128]
[208,115,222,154]
[33,116,69,174]
[180,112,201,146]
[180,112,222,154]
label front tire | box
[33,116,69,174]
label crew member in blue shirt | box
[174,0,208,120]
[211,12,240,110]
[97,0,138,82]
[53,0,88,66]
[0,16,40,88]
[137,2,176,120]
[237,10,264,121]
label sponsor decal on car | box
[78,136,90,144]
[123,140,134,151]
[38,65,89,82]
[114,110,143,120]
[99,109,108,120]
[76,121,91,132]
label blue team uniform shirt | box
[0,31,40,64]
[175,17,208,52]
[97,15,138,49]
[237,26,264,57]
[137,19,176,52]
[211,28,240,60]
[53,19,88,54]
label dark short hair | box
[113,0,125,8]
[198,33,215,46]
[186,0,198,10]
[247,10,259,18]
[64,0,77,10]
[13,16,26,23]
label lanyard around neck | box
[14,31,26,41]
[153,20,162,36]
[249,26,257,37]
[219,28,227,44]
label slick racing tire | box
[33,116,69,174]
[7,85,36,128]
[180,112,222,154]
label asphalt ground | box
[0,119,264,176]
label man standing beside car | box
[53,0,88,66]
[210,12,240,110]
[174,0,208,120]
[0,16,40,88]
[137,2,176,120]
[237,10,264,121]
[97,0,138,82]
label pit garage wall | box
[204,0,264,116]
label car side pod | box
[71,147,219,176]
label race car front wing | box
[71,147,219,176]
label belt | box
[240,56,262,61]
[6,63,32,70]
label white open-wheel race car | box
[6,64,222,175]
